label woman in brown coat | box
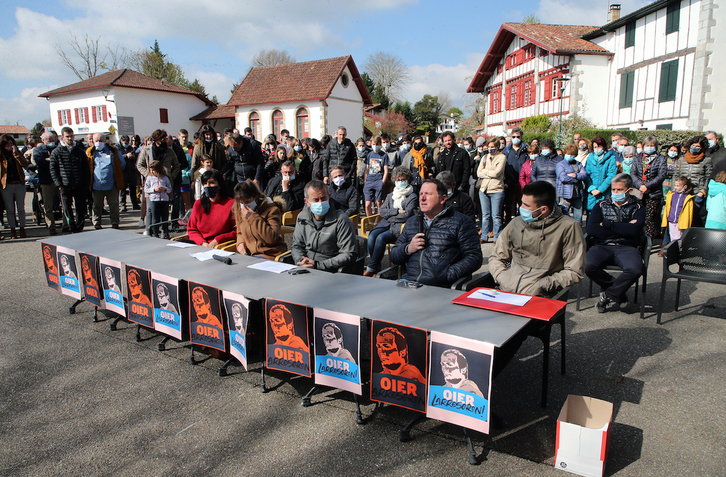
[233,180,286,260]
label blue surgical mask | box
[529,154,537,160]
[594,148,604,157]
[690,146,701,155]
[512,137,522,146]
[708,139,716,149]
[286,174,296,181]
[565,154,575,162]
[95,142,104,150]
[205,139,213,143]
[372,145,381,152]
[618,145,625,153]
[203,185,219,198]
[395,181,408,190]
[636,148,643,154]
[294,146,302,152]
[644,146,656,155]
[244,200,257,211]
[47,142,56,148]
[611,191,627,202]
[333,176,346,187]
[578,144,588,151]
[668,151,678,158]
[519,206,543,223]
[400,144,410,152]
[309,200,330,216]
[541,149,551,156]
[357,146,365,153]
[624,157,633,165]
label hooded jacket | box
[291,206,357,272]
[235,197,287,260]
[705,180,726,229]
[490,205,586,297]
[584,150,618,211]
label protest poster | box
[265,298,310,377]
[40,242,60,291]
[78,253,102,307]
[125,265,154,328]
[313,308,361,395]
[99,258,124,315]
[151,272,182,340]
[426,331,494,434]
[222,291,250,370]
[188,281,225,352]
[56,246,81,299]
[370,320,428,413]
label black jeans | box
[120,170,139,208]
[585,244,644,301]
[149,200,169,237]
[60,186,87,233]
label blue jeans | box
[479,190,504,240]
[366,227,394,272]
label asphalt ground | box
[1,197,725,476]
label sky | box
[0,0,650,129]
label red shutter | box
[102,105,107,121]
[92,107,97,123]
[518,80,525,106]
[67,110,72,125]
[57,110,63,125]
[544,79,551,101]
[84,107,89,124]
[74,108,80,124]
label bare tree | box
[251,48,296,67]
[523,14,541,24]
[437,90,453,115]
[54,33,108,80]
[106,42,128,70]
[363,51,410,102]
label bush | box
[522,132,555,144]
[522,114,550,134]
[572,129,715,151]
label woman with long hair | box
[186,169,236,247]
[0,134,29,239]
[233,179,286,260]
[191,124,226,173]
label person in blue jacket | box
[584,136,617,211]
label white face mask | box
[95,142,104,150]
[332,176,345,187]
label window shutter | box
[544,79,551,101]
[659,60,678,103]
[57,110,63,125]
[102,105,107,121]
[84,107,89,124]
[92,107,97,123]
[67,110,72,125]
[619,71,634,108]
[666,3,680,34]
[74,108,80,124]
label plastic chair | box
[576,234,651,319]
[275,236,366,274]
[360,214,382,238]
[281,208,302,226]
[657,227,726,324]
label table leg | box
[354,394,364,425]
[541,324,551,408]
[302,385,320,407]
[69,297,85,315]
[110,314,124,331]
[157,336,170,352]
[190,345,197,365]
[399,414,426,442]
[463,427,480,465]
[219,357,238,377]
[260,367,268,393]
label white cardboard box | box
[555,395,613,477]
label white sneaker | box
[142,230,149,236]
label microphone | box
[212,254,232,265]
[417,209,424,234]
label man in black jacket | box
[328,166,359,217]
[586,173,646,313]
[117,135,139,212]
[50,127,90,233]
[435,131,470,193]
[436,171,476,223]
[323,126,357,184]
[228,132,264,186]
[504,127,528,223]
[264,160,305,212]
[391,179,482,288]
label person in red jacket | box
[186,169,236,247]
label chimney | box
[608,4,621,22]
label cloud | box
[0,85,58,126]
[187,70,235,104]
[404,52,485,109]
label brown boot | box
[10,229,17,239]
[19,228,26,238]
[363,270,377,278]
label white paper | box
[189,249,235,261]
[468,289,532,306]
[166,242,196,248]
[247,261,298,273]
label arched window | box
[272,110,283,139]
[296,107,309,139]
[249,111,260,140]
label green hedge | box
[572,129,721,149]
[522,132,555,144]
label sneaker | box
[138,219,145,227]
[142,230,149,236]
[596,292,618,314]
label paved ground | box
[1,199,725,476]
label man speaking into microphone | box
[391,179,482,288]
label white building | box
[226,56,371,141]
[436,114,460,134]
[39,69,213,142]
[469,0,724,135]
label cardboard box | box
[555,395,613,477]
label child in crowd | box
[194,154,214,201]
[705,171,726,230]
[660,176,694,253]
[363,135,389,217]
[144,161,172,239]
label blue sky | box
[0,0,649,129]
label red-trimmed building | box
[468,22,612,136]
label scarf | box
[392,185,413,209]
[410,146,428,179]
[685,151,704,164]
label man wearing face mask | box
[706,131,726,181]
[504,127,528,223]
[228,132,264,187]
[435,131,471,194]
[585,173,646,313]
[323,126,357,185]
[389,134,411,169]
[264,160,305,212]
[328,166,359,217]
[33,131,68,234]
[490,181,585,297]
[87,132,125,229]
[50,127,90,233]
[291,179,357,272]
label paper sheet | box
[247,261,298,273]
[167,242,196,248]
[189,250,235,261]
[468,289,532,306]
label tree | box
[363,51,410,102]
[361,72,375,97]
[522,114,551,134]
[54,33,124,80]
[447,107,464,121]
[413,94,444,137]
[370,85,391,110]
[523,14,541,24]
[392,101,415,123]
[379,111,414,138]
[127,40,188,86]
[437,90,453,115]
[251,48,295,67]
[550,113,596,146]
[30,122,44,137]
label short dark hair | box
[281,160,295,170]
[422,178,447,198]
[151,129,167,143]
[304,179,327,198]
[243,127,252,133]
[401,134,412,143]
[592,136,607,149]
[440,131,455,141]
[511,127,523,136]
[281,129,290,135]
[541,138,556,150]
[224,128,233,135]
[612,172,633,189]
[178,128,188,135]
[522,180,556,209]
[120,135,130,142]
[60,127,74,137]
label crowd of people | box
[7,121,726,312]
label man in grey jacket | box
[490,180,586,297]
[291,180,357,272]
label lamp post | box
[554,77,570,148]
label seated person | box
[364,167,418,277]
[586,173,646,313]
[263,160,305,212]
[436,170,477,223]
[490,180,586,296]
[291,180,357,272]
[390,179,482,288]
[187,169,236,247]
[233,179,287,260]
[328,166,359,217]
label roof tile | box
[503,23,610,54]
[0,125,30,135]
